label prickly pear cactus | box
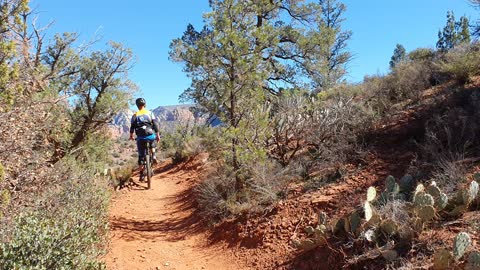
[466,251,480,270]
[333,217,346,235]
[385,175,400,194]
[453,232,472,260]
[347,211,362,234]
[461,189,474,205]
[433,248,454,270]
[399,174,414,193]
[413,183,425,201]
[470,181,479,200]
[426,184,442,199]
[364,201,374,221]
[435,193,449,211]
[367,186,376,202]
[414,192,435,207]
[416,205,436,222]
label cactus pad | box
[416,205,436,222]
[399,174,415,193]
[348,211,362,234]
[453,232,472,260]
[385,175,400,193]
[470,181,479,200]
[413,184,425,201]
[364,201,374,221]
[333,217,346,235]
[435,193,449,211]
[461,189,474,205]
[433,248,454,270]
[426,185,442,199]
[366,186,377,202]
[414,192,435,207]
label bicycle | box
[139,140,155,189]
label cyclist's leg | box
[150,139,158,164]
[137,139,147,181]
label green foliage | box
[170,0,352,191]
[0,0,29,107]
[437,43,480,84]
[389,44,406,69]
[0,165,110,269]
[436,11,471,51]
[69,42,136,152]
[407,48,436,62]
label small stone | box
[164,262,169,266]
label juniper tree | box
[389,44,406,69]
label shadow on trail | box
[110,179,208,243]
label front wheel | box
[146,155,152,189]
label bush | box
[438,43,480,84]
[196,160,288,220]
[0,164,110,269]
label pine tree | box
[306,0,352,92]
[389,44,406,69]
[436,11,471,51]
[170,0,352,190]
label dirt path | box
[105,161,247,270]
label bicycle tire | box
[146,154,152,189]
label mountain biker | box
[129,98,160,181]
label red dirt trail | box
[105,161,248,270]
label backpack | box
[134,113,155,137]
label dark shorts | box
[137,139,156,165]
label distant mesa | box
[109,104,220,138]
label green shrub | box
[408,48,436,62]
[438,43,480,84]
[0,166,109,269]
[196,160,287,220]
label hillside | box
[106,76,480,270]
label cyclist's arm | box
[129,114,136,140]
[151,112,160,142]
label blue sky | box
[30,0,477,107]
